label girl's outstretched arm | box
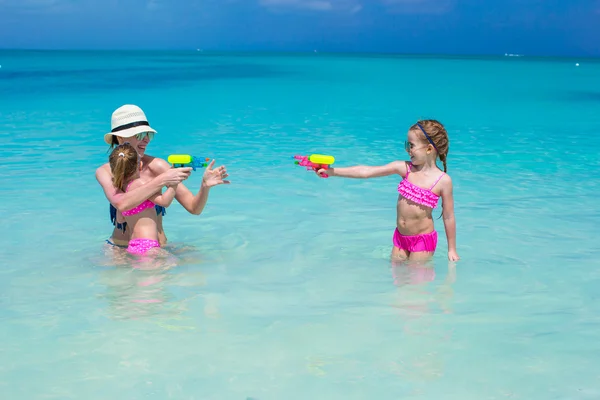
[440,176,460,261]
[317,161,408,179]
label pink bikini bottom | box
[127,238,160,255]
[392,229,437,253]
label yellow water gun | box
[293,154,335,178]
[168,154,210,171]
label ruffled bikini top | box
[397,163,445,209]
[121,181,156,217]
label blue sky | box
[1,0,599,56]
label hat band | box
[111,120,149,133]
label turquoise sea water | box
[1,50,600,399]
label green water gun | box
[168,154,210,171]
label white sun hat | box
[104,104,157,145]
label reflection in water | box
[99,268,173,320]
[388,258,458,385]
[390,257,457,315]
[391,258,437,286]
[95,243,216,322]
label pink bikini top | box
[121,181,156,217]
[397,163,445,209]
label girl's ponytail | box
[109,143,138,191]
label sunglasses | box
[135,131,155,141]
[404,141,428,152]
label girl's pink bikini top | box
[121,181,156,217]
[397,163,445,209]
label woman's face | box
[117,132,153,157]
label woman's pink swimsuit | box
[122,183,161,255]
[394,163,445,253]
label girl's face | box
[404,129,431,164]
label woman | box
[96,104,230,248]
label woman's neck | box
[140,154,152,171]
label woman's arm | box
[95,164,192,212]
[318,161,408,179]
[150,158,229,216]
[174,182,211,216]
[440,176,460,261]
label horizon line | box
[0,48,597,61]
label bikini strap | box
[429,173,445,190]
[405,162,412,177]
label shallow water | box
[1,50,599,399]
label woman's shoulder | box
[95,162,116,190]
[144,154,170,173]
[95,162,111,177]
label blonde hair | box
[109,143,138,191]
[410,119,450,172]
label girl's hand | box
[448,250,460,261]
[202,160,230,188]
[315,168,331,178]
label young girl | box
[109,143,179,256]
[316,119,460,262]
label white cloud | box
[259,0,361,13]
[0,0,80,13]
[0,0,60,5]
[350,4,362,13]
[381,0,453,14]
[257,0,450,14]
[146,0,162,10]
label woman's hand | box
[202,160,230,188]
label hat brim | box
[104,125,157,145]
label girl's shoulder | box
[126,177,145,191]
[436,171,453,191]
[438,168,452,180]
[394,160,411,178]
